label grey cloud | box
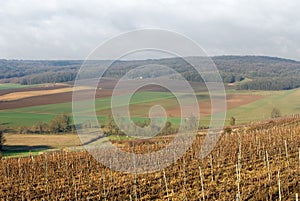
[0,0,299,60]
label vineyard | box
[0,117,300,200]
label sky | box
[0,0,300,60]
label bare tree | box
[230,116,236,126]
[0,126,5,151]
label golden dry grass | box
[0,86,90,101]
[4,133,82,149]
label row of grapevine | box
[0,117,299,200]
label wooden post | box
[199,166,205,201]
[163,169,170,201]
[278,170,281,201]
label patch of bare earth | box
[166,94,263,117]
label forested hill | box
[1,55,300,90]
[213,56,300,90]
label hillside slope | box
[1,55,300,90]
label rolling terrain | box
[0,116,299,200]
[1,82,300,128]
[1,56,300,90]
[0,56,299,200]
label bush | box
[31,122,49,134]
[49,114,72,133]
[271,108,281,118]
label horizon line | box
[0,54,298,62]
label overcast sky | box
[0,0,300,60]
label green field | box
[225,89,300,124]
[0,91,178,127]
[1,88,300,128]
[0,83,39,90]
[2,87,300,158]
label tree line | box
[0,108,284,153]
[2,56,300,90]
[18,114,74,134]
[237,77,300,90]
[102,116,178,137]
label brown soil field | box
[0,79,135,110]
[99,94,263,118]
[0,78,209,110]
[166,94,263,117]
[0,89,114,110]
[0,78,259,113]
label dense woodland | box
[1,56,300,90]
